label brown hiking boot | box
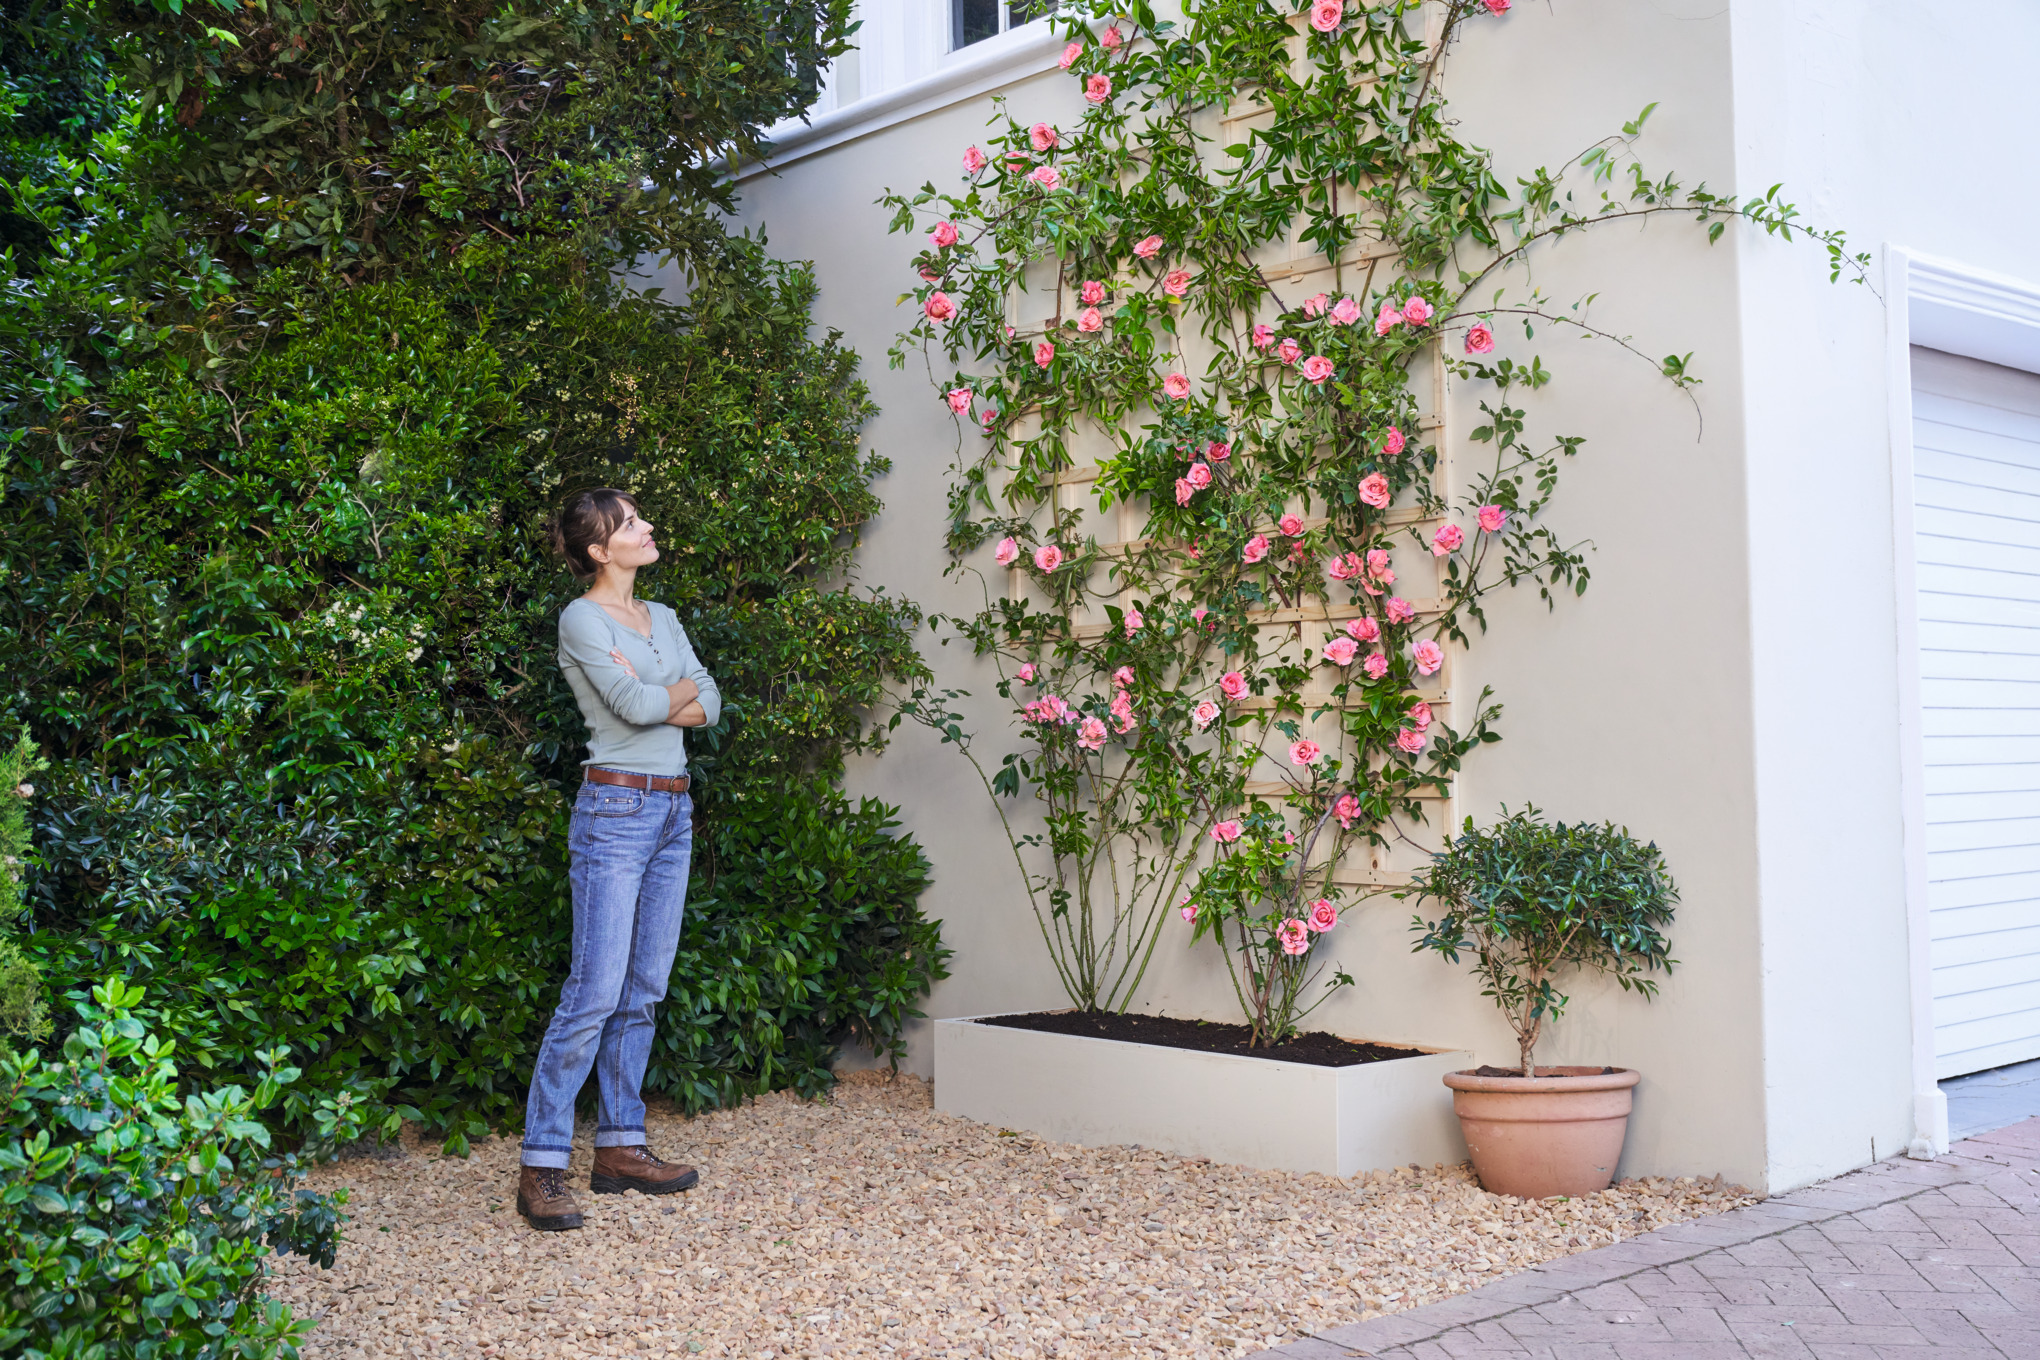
[590,1144,699,1196]
[516,1165,584,1231]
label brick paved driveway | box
[1248,1118,2040,1358]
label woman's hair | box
[547,488,639,582]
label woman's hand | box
[609,648,639,679]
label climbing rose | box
[1082,280,1106,304]
[1174,477,1196,506]
[1181,899,1198,923]
[1303,293,1329,318]
[1365,548,1393,582]
[1219,671,1249,701]
[918,267,940,282]
[1034,543,1064,572]
[1385,597,1415,624]
[1327,553,1361,581]
[1324,637,1359,666]
[1466,320,1495,354]
[964,145,987,173]
[1478,504,1508,533]
[1194,605,1213,627]
[1277,919,1310,955]
[1432,523,1464,556]
[1279,513,1305,537]
[1346,616,1381,643]
[1030,122,1059,151]
[1077,717,1108,751]
[1300,355,1335,384]
[1308,0,1344,32]
[1058,40,1082,69]
[1375,299,1402,335]
[1358,472,1391,508]
[1028,164,1060,190]
[1133,234,1163,258]
[994,536,1019,566]
[1193,699,1221,730]
[1252,324,1275,350]
[1333,794,1361,829]
[1017,662,1036,683]
[1078,306,1104,333]
[1242,534,1270,564]
[1363,653,1389,679]
[1412,639,1445,675]
[1290,739,1322,766]
[1111,690,1136,734]
[1187,462,1212,490]
[924,291,955,321]
[1277,337,1302,365]
[1382,425,1406,456]
[946,386,973,413]
[1307,899,1339,933]
[981,409,998,434]
[1207,440,1232,462]
[1483,0,1509,12]
[1163,372,1192,400]
[1120,610,1142,640]
[931,221,959,248]
[1395,727,1424,755]
[1410,701,1433,731]
[1102,24,1124,47]
[1330,296,1362,326]
[1034,340,1056,368]
[1211,820,1243,843]
[1027,694,1074,724]
[1402,295,1433,326]
[1163,269,1192,297]
[1114,664,1137,686]
[1085,73,1112,103]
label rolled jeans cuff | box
[594,1126,646,1148]
[521,1145,573,1170]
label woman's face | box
[594,508,659,571]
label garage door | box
[1914,345,2040,1078]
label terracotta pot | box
[1443,1066,1641,1199]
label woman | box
[518,488,721,1232]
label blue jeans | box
[521,779,694,1169]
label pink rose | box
[1207,440,1232,462]
[1401,295,1433,327]
[1409,701,1432,731]
[1333,793,1361,829]
[1211,820,1243,844]
[1163,269,1192,297]
[994,536,1020,566]
[1058,41,1083,69]
[981,409,998,434]
[1358,472,1391,508]
[924,291,955,322]
[918,267,940,282]
[1119,613,1141,644]
[1111,692,1136,735]
[1395,727,1424,755]
[964,145,987,174]
[1113,664,1137,686]
[1324,636,1359,666]
[930,221,959,248]
[1028,164,1061,191]
[946,386,973,413]
[1478,504,1507,534]
[1035,340,1056,368]
[1077,306,1104,333]
[1374,299,1402,335]
[1252,324,1275,350]
[1162,372,1191,400]
[1307,898,1339,933]
[1385,597,1415,624]
[1081,280,1106,305]
[1085,73,1112,103]
[1242,534,1270,564]
[1303,293,1329,317]
[1278,512,1305,537]
[1193,699,1221,730]
[1030,122,1060,152]
[1034,543,1064,572]
[1484,0,1509,12]
[1308,0,1344,32]
[1077,717,1107,751]
[1277,919,1310,955]
[1346,616,1381,643]
[1133,234,1163,258]
[1362,653,1389,679]
[1365,548,1393,582]
[1102,24,1124,48]
[1300,355,1335,384]
[1465,320,1495,354]
[1180,899,1198,923]
[1193,605,1211,626]
[1431,523,1464,556]
[1187,462,1212,490]
[1219,671,1248,701]
[1017,662,1036,683]
[1290,739,1322,766]
[1382,425,1406,457]
[1327,552,1361,581]
[1174,477,1195,506]
[1277,337,1301,365]
[1412,639,1444,675]
[1330,296,1361,326]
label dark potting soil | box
[975,1010,1425,1068]
[1470,1065,1620,1078]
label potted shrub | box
[1407,808,1678,1198]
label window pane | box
[955,0,998,48]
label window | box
[953,0,1056,51]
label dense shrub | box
[0,980,354,1359]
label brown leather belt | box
[584,767,691,794]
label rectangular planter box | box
[934,1014,1473,1177]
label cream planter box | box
[933,1015,1473,1177]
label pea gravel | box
[267,1070,1757,1359]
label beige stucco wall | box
[656,0,2040,1193]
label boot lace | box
[535,1168,569,1198]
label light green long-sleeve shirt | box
[557,597,721,776]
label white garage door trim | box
[1888,247,2040,1153]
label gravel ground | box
[268,1071,1756,1360]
